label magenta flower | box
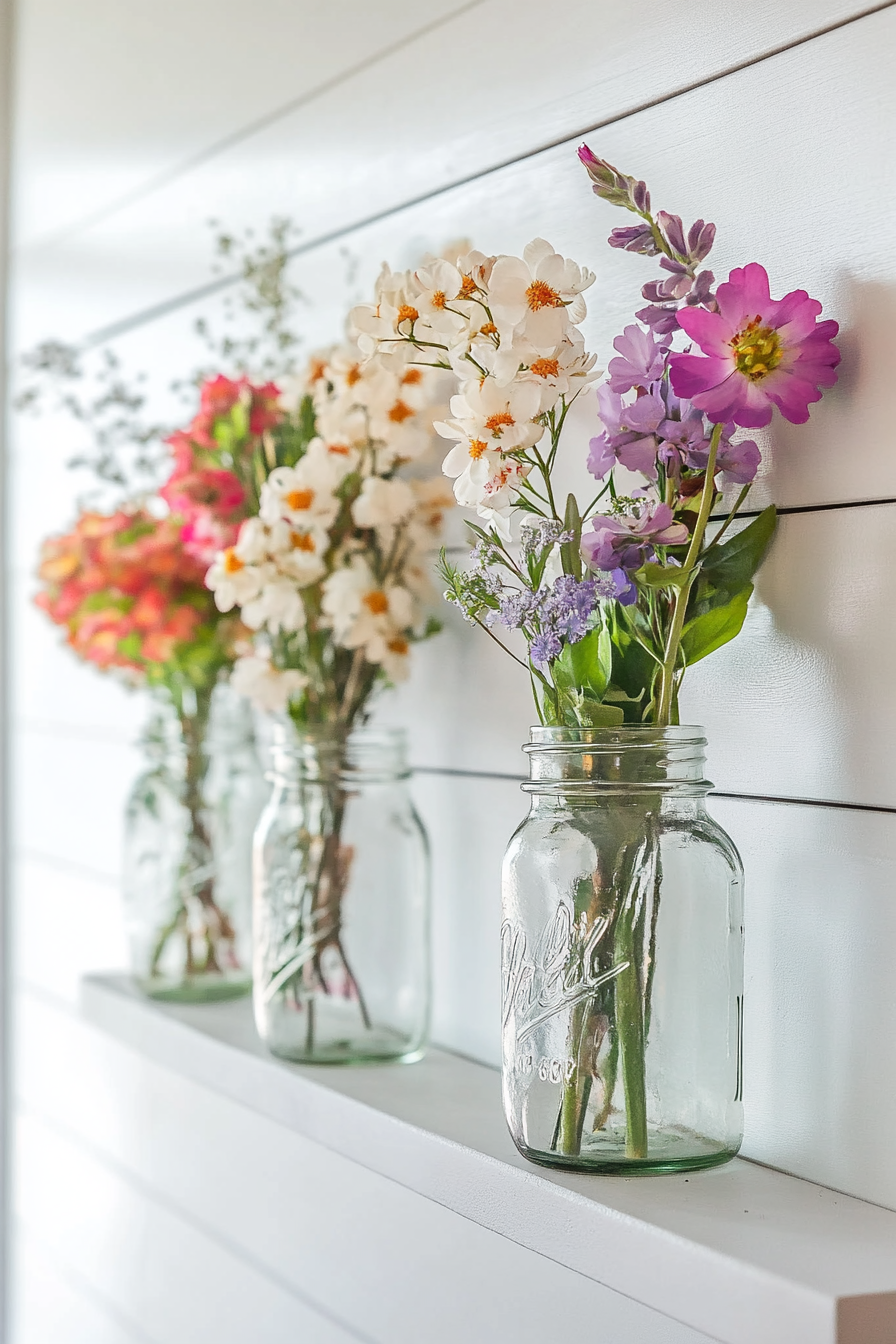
[581,502,689,572]
[669,263,840,428]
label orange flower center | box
[526,279,564,311]
[485,411,514,436]
[328,443,351,456]
[308,357,328,382]
[345,364,362,386]
[223,549,244,574]
[431,290,447,309]
[387,636,409,655]
[388,399,414,424]
[530,357,560,378]
[730,317,783,381]
[479,322,498,336]
[457,275,478,299]
[468,439,488,459]
[396,304,419,326]
[363,590,389,615]
[286,488,314,510]
[291,531,316,552]
[401,368,423,385]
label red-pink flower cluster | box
[36,509,216,673]
[160,375,281,564]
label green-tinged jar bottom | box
[137,973,252,1004]
[266,1027,426,1067]
[515,1123,740,1176]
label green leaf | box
[552,628,611,699]
[637,561,691,589]
[560,493,582,580]
[578,697,625,727]
[681,585,752,665]
[701,505,777,595]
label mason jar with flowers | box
[353,155,839,1172]
[205,329,453,1064]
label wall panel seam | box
[80,0,896,350]
[12,1217,158,1344]
[412,766,896,818]
[16,1103,378,1344]
[23,0,487,255]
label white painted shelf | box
[82,974,896,1344]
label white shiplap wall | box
[9,2,896,1338]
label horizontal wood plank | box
[16,994,713,1344]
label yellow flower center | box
[485,411,514,436]
[388,399,414,424]
[345,364,362,386]
[401,368,423,385]
[526,279,563,311]
[285,488,314,510]
[457,275,478,299]
[291,531,316,552]
[730,317,783,381]
[479,322,498,337]
[431,290,447,309]
[223,548,244,574]
[363,590,389,615]
[530,357,560,378]
[387,636,409,655]
[396,304,419,326]
[468,439,488,459]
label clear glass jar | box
[502,725,743,1174]
[123,684,265,1001]
[253,722,430,1064]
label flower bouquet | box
[353,161,839,1168]
[205,337,451,1061]
[35,494,256,998]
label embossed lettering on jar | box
[502,726,743,1173]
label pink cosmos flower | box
[669,263,839,428]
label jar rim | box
[526,724,706,750]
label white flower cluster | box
[206,342,452,711]
[351,240,598,534]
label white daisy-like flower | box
[260,445,343,530]
[241,576,308,635]
[487,239,595,351]
[321,557,414,649]
[206,548,272,612]
[231,654,307,713]
[436,377,543,456]
[351,476,416,532]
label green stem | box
[655,423,722,725]
[615,893,647,1160]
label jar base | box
[513,1121,741,1176]
[267,1041,426,1066]
[137,974,252,1004]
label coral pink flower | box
[160,468,245,521]
[670,263,839,428]
[36,509,220,675]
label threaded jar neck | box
[523,725,711,796]
[271,720,410,786]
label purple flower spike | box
[687,220,716,263]
[657,211,687,257]
[609,224,658,256]
[606,324,669,393]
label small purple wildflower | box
[606,325,669,393]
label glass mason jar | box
[253,723,430,1064]
[123,683,265,1001]
[502,725,744,1174]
